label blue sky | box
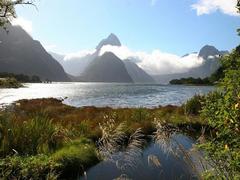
[15,0,240,56]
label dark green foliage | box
[238,1,240,35]
[170,67,224,85]
[208,66,224,83]
[170,77,211,85]
[0,155,60,180]
[0,77,23,88]
[184,95,205,115]
[0,72,41,83]
[52,138,99,178]
[200,48,240,178]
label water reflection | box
[81,134,201,180]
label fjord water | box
[0,83,214,107]
[81,134,201,180]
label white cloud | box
[11,17,33,34]
[191,0,239,16]
[100,45,204,75]
[64,49,96,61]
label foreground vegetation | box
[0,97,205,179]
[199,46,240,179]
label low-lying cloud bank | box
[64,49,96,61]
[60,45,204,75]
[99,45,204,75]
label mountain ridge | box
[123,59,155,83]
[0,25,70,82]
[96,33,121,50]
[80,52,133,83]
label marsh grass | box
[152,119,210,179]
[52,138,99,178]
[0,112,68,156]
[0,98,209,179]
[98,119,146,173]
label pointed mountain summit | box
[52,33,122,76]
[96,33,121,50]
[154,45,228,84]
[198,45,220,59]
[80,52,133,83]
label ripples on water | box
[0,83,214,108]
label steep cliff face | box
[0,25,70,81]
[80,52,133,83]
[124,60,155,83]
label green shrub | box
[52,138,99,178]
[184,95,205,115]
[200,49,240,179]
[0,155,61,179]
[0,77,23,88]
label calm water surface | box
[80,134,202,180]
[0,83,214,107]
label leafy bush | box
[0,155,60,179]
[0,77,23,88]
[200,49,240,179]
[184,95,205,115]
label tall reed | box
[0,112,68,156]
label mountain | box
[0,25,70,81]
[123,60,155,83]
[96,33,121,50]
[186,45,223,78]
[50,51,97,76]
[53,33,154,83]
[51,33,122,76]
[80,52,133,83]
[154,45,227,84]
[198,45,220,59]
